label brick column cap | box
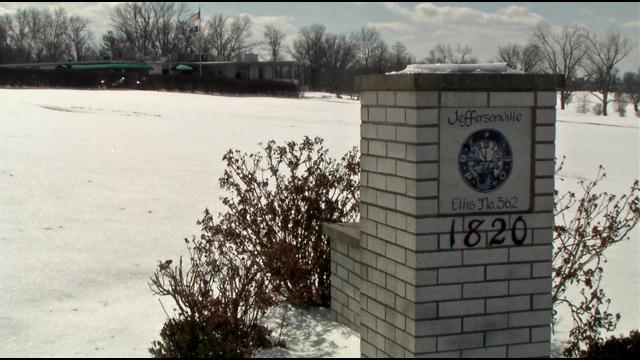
[323,222,360,248]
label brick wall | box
[326,223,362,333]
[358,86,557,357]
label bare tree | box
[21,8,47,62]
[262,24,286,61]
[204,14,253,61]
[0,6,96,63]
[99,30,127,60]
[323,32,356,92]
[371,39,390,74]
[7,11,26,62]
[11,10,33,62]
[292,23,327,90]
[149,2,178,57]
[0,15,13,63]
[43,8,69,62]
[390,41,415,72]
[67,15,93,61]
[1,8,48,62]
[496,43,545,73]
[19,7,71,62]
[352,26,382,74]
[582,30,634,116]
[173,5,198,57]
[424,43,477,64]
[111,2,155,59]
[533,24,588,109]
[496,44,521,69]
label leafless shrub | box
[621,71,640,114]
[576,93,591,114]
[148,229,274,357]
[206,136,360,307]
[149,136,359,356]
[553,158,640,357]
[593,103,603,115]
[614,92,628,117]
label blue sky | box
[1,2,638,72]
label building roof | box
[0,60,301,71]
[0,61,154,71]
[70,63,153,71]
[173,64,194,72]
[187,60,302,66]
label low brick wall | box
[323,222,361,333]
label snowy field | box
[0,89,638,357]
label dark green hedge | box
[0,67,301,98]
[585,330,640,358]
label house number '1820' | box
[449,216,528,248]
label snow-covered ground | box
[549,95,640,356]
[0,89,638,357]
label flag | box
[191,10,200,22]
[188,25,199,34]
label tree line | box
[0,7,94,63]
[495,24,637,115]
[0,3,637,115]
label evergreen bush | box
[583,330,640,358]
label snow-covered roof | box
[387,62,522,75]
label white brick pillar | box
[355,73,564,357]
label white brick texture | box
[537,91,557,107]
[396,91,438,107]
[441,91,487,107]
[345,79,557,357]
[489,92,534,107]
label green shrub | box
[0,67,301,97]
[583,330,640,358]
[149,314,271,358]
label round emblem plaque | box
[458,128,513,193]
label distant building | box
[148,53,304,86]
[0,61,153,72]
[0,53,305,87]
